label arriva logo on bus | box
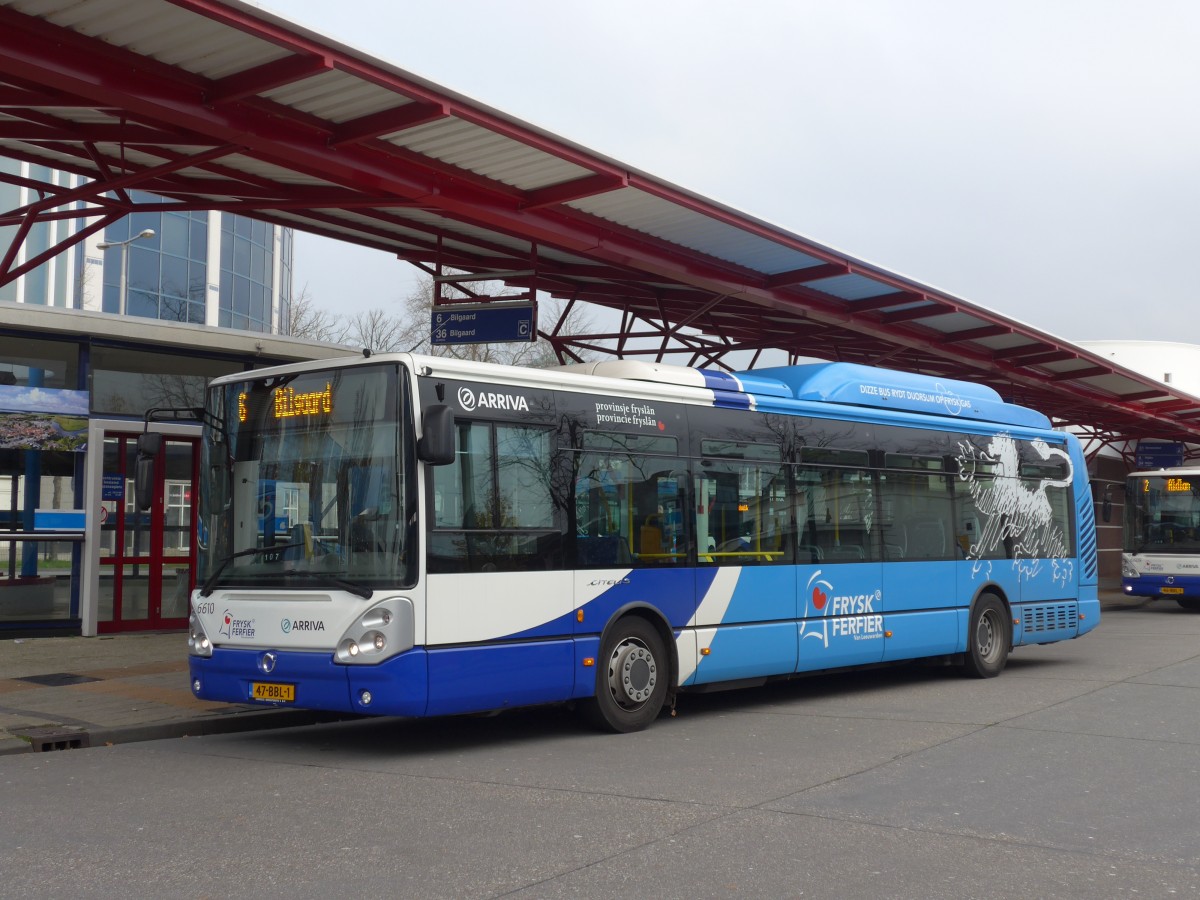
[281,618,325,634]
[457,386,529,412]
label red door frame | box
[98,432,197,634]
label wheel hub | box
[976,611,997,658]
[609,640,657,707]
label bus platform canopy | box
[0,0,1196,451]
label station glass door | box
[97,432,197,633]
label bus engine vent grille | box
[1024,602,1078,633]
[1077,497,1098,580]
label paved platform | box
[0,582,1138,755]
[0,631,343,755]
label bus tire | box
[962,594,1009,678]
[1175,598,1200,612]
[583,616,668,733]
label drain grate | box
[17,727,91,752]
[16,672,101,687]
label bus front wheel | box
[1175,598,1200,612]
[963,594,1010,678]
[583,616,668,733]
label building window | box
[219,215,274,333]
[102,194,208,325]
[89,346,243,417]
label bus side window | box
[696,460,792,566]
[573,451,685,567]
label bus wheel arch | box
[962,590,1011,678]
[583,607,674,733]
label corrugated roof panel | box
[88,144,179,170]
[918,311,994,335]
[816,273,900,301]
[131,19,283,80]
[570,187,823,275]
[1081,372,1168,398]
[390,118,591,191]
[5,0,1200,443]
[976,334,1043,352]
[20,106,121,126]
[1,143,87,171]
[214,153,333,187]
[13,0,284,80]
[264,70,403,124]
[368,207,535,255]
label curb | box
[1,709,354,756]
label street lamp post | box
[97,228,155,316]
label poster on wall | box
[0,384,89,451]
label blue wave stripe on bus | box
[583,568,719,632]
[712,389,752,410]
[699,370,744,393]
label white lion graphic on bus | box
[956,433,1074,586]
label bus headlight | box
[335,597,413,665]
[1121,558,1139,578]
[188,613,213,658]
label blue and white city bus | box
[1122,467,1200,610]
[175,354,1100,732]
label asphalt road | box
[1,596,1197,899]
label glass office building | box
[0,161,293,333]
[1,160,334,637]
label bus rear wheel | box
[963,594,1010,678]
[583,617,668,733]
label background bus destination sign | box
[431,301,536,345]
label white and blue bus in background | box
[165,353,1100,732]
[1122,467,1200,610]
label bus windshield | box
[1125,473,1200,554]
[197,362,414,594]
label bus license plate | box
[1161,587,1185,595]
[250,681,295,703]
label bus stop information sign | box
[1135,441,1185,469]
[431,302,536,346]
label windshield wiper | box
[282,570,374,600]
[198,542,306,597]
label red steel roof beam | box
[880,303,946,324]
[1119,390,1170,402]
[5,6,1193,437]
[991,343,1055,360]
[1009,350,1077,367]
[1048,366,1112,381]
[521,173,628,211]
[850,290,927,312]
[206,54,333,105]
[941,324,1012,343]
[328,102,448,147]
[0,213,119,285]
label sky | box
[275,0,1200,346]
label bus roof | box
[214,354,1052,431]
[571,359,1050,429]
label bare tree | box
[288,283,350,343]
[291,273,599,367]
[343,307,412,353]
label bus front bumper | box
[1121,573,1200,599]
[189,646,430,717]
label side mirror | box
[134,432,163,511]
[1100,485,1114,523]
[417,405,455,465]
